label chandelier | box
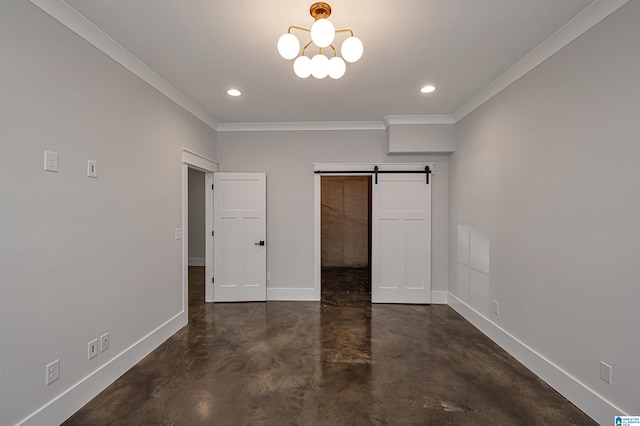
[277,2,363,79]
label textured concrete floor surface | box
[63,267,596,425]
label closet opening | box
[320,175,372,306]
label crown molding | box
[453,0,629,122]
[29,0,628,133]
[384,115,455,126]
[29,0,219,131]
[216,121,386,132]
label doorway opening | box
[181,149,217,319]
[187,168,206,322]
[320,175,372,306]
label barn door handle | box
[254,241,265,246]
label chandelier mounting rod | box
[310,2,332,20]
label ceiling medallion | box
[277,2,363,79]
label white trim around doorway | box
[182,149,218,308]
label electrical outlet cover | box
[46,359,60,385]
[600,361,612,384]
[44,150,58,172]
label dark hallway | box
[63,267,596,425]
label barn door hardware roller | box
[314,165,431,184]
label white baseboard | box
[20,286,620,425]
[430,290,448,304]
[188,257,205,266]
[267,287,319,301]
[18,311,187,426]
[447,293,626,425]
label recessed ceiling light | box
[227,89,242,97]
[420,85,436,94]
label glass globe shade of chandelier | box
[277,33,300,60]
[293,56,312,78]
[277,2,363,80]
[310,18,335,48]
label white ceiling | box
[60,0,596,125]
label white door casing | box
[213,173,267,302]
[372,173,432,303]
[181,149,217,307]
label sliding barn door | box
[213,173,266,302]
[372,174,431,304]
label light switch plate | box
[87,160,98,178]
[100,332,110,352]
[175,228,183,240]
[88,338,98,360]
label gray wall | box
[217,130,449,294]
[188,168,206,264]
[449,1,640,420]
[0,1,217,424]
[5,0,636,423]
[387,123,455,154]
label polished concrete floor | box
[63,267,596,425]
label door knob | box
[255,241,265,246]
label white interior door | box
[372,173,431,303]
[213,173,266,302]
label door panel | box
[372,173,431,303]
[213,173,266,302]
[378,219,399,289]
[405,219,427,290]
